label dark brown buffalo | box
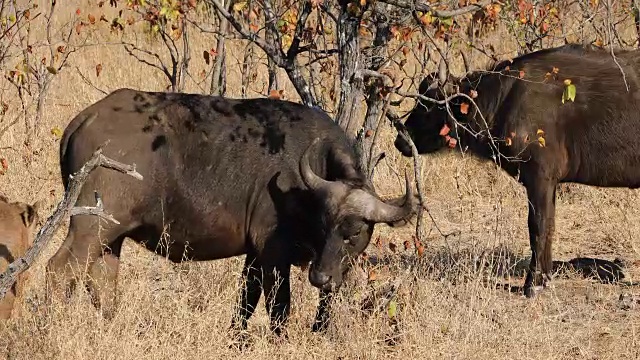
[394,44,640,297]
[47,88,417,337]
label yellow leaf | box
[388,299,397,318]
[536,129,545,136]
[51,127,63,138]
[232,1,247,12]
[538,136,546,147]
[281,34,293,50]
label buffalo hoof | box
[524,284,545,298]
[311,317,330,333]
[228,331,253,352]
[523,271,551,298]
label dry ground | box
[0,1,639,359]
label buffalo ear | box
[18,200,42,229]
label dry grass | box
[0,1,639,359]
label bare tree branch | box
[0,146,144,300]
[378,0,493,17]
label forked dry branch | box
[0,144,143,300]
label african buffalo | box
[46,88,417,337]
[394,43,640,297]
[0,195,40,319]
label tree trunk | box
[360,4,391,179]
[211,0,228,95]
[335,3,364,139]
[634,0,640,48]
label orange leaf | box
[368,269,377,281]
[460,102,469,114]
[76,8,81,16]
[416,244,425,257]
[365,129,373,138]
[96,63,102,77]
[75,22,83,34]
[88,14,96,24]
[519,70,525,78]
[268,89,283,99]
[375,236,382,248]
[0,158,7,174]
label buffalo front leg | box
[311,289,334,333]
[262,263,291,337]
[523,177,557,298]
[230,253,263,334]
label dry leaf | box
[460,102,469,114]
[0,158,7,175]
[96,63,102,77]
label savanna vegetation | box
[0,0,639,358]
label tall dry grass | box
[0,1,639,359]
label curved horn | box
[300,137,335,193]
[355,168,416,223]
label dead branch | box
[206,0,317,107]
[605,0,630,91]
[0,146,143,300]
[75,66,108,95]
[379,0,493,18]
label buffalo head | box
[394,56,469,157]
[299,138,417,291]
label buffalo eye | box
[340,219,365,245]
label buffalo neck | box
[451,70,519,164]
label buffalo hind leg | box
[523,177,557,298]
[311,289,334,333]
[45,218,124,310]
[87,237,124,319]
[230,253,263,346]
